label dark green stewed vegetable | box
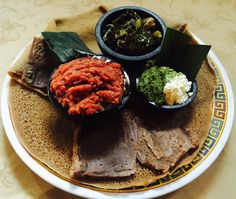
[103,10,162,55]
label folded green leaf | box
[41,32,93,63]
[170,44,211,81]
[158,28,211,81]
[158,27,192,65]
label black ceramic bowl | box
[136,78,198,111]
[48,55,130,123]
[95,6,167,64]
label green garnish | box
[138,61,182,106]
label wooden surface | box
[0,0,235,198]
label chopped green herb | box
[138,61,182,106]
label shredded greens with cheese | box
[138,61,190,106]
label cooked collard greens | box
[103,10,162,55]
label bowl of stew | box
[95,6,167,64]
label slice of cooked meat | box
[70,114,137,178]
[21,37,57,91]
[137,126,194,173]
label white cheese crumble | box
[163,74,192,105]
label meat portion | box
[50,57,124,115]
[70,114,137,178]
[137,126,194,173]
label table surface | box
[0,0,235,198]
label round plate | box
[1,36,234,199]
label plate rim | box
[1,37,234,199]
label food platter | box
[1,32,234,198]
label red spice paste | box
[50,56,124,115]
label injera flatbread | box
[8,6,216,189]
[70,114,138,178]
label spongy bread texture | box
[8,7,104,177]
[9,81,76,177]
[70,59,216,190]
[8,6,216,189]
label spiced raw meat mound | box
[50,56,124,115]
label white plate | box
[1,37,234,199]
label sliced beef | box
[70,114,137,178]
